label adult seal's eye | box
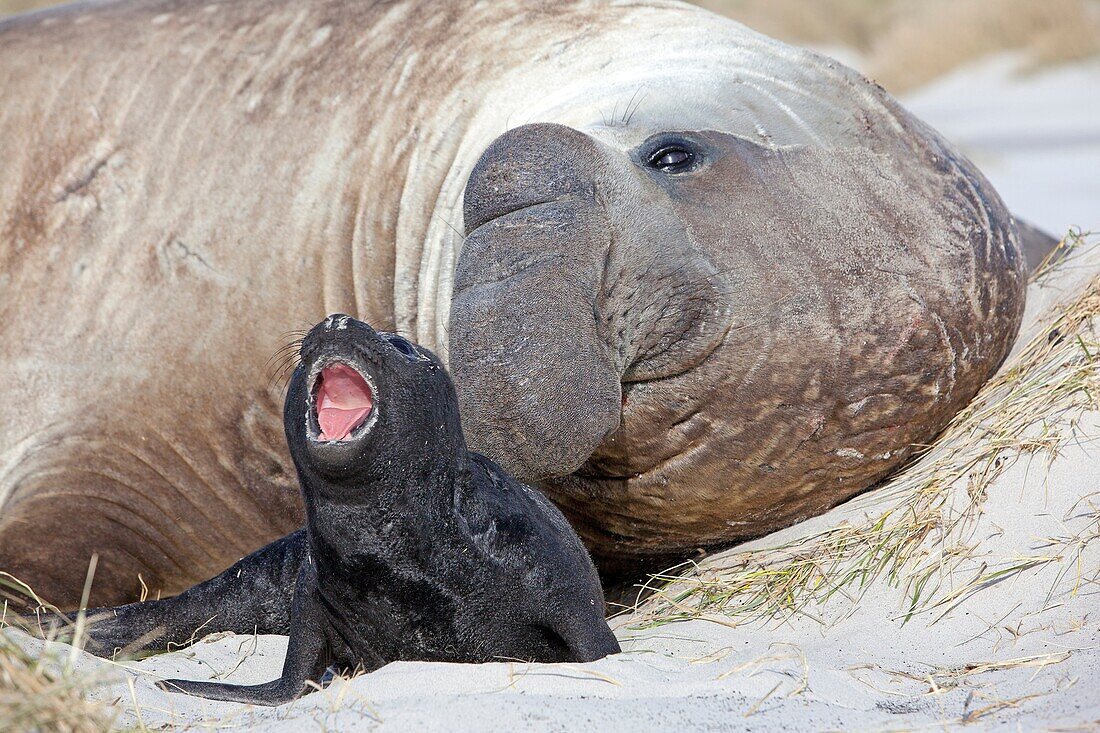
[385,335,420,359]
[648,146,695,173]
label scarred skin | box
[0,0,1027,606]
[68,316,617,705]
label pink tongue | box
[315,364,373,441]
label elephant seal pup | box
[78,314,618,705]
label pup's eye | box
[385,335,419,359]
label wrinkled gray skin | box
[455,121,1030,578]
[0,0,1037,607]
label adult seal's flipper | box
[74,531,305,657]
[1015,217,1063,272]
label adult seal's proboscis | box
[70,316,619,705]
[0,0,1032,604]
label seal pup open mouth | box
[71,314,619,705]
[309,363,376,442]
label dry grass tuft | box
[0,560,129,733]
[627,230,1100,630]
[0,623,121,733]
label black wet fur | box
[71,315,619,705]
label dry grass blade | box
[630,230,1100,630]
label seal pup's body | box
[78,315,618,705]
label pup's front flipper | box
[156,668,314,706]
[69,530,307,658]
[157,562,329,706]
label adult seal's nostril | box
[461,123,609,237]
[450,123,734,482]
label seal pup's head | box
[286,314,464,485]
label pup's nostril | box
[323,314,353,331]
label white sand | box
[10,56,1100,732]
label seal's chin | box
[308,362,377,443]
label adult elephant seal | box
[0,0,1028,608]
